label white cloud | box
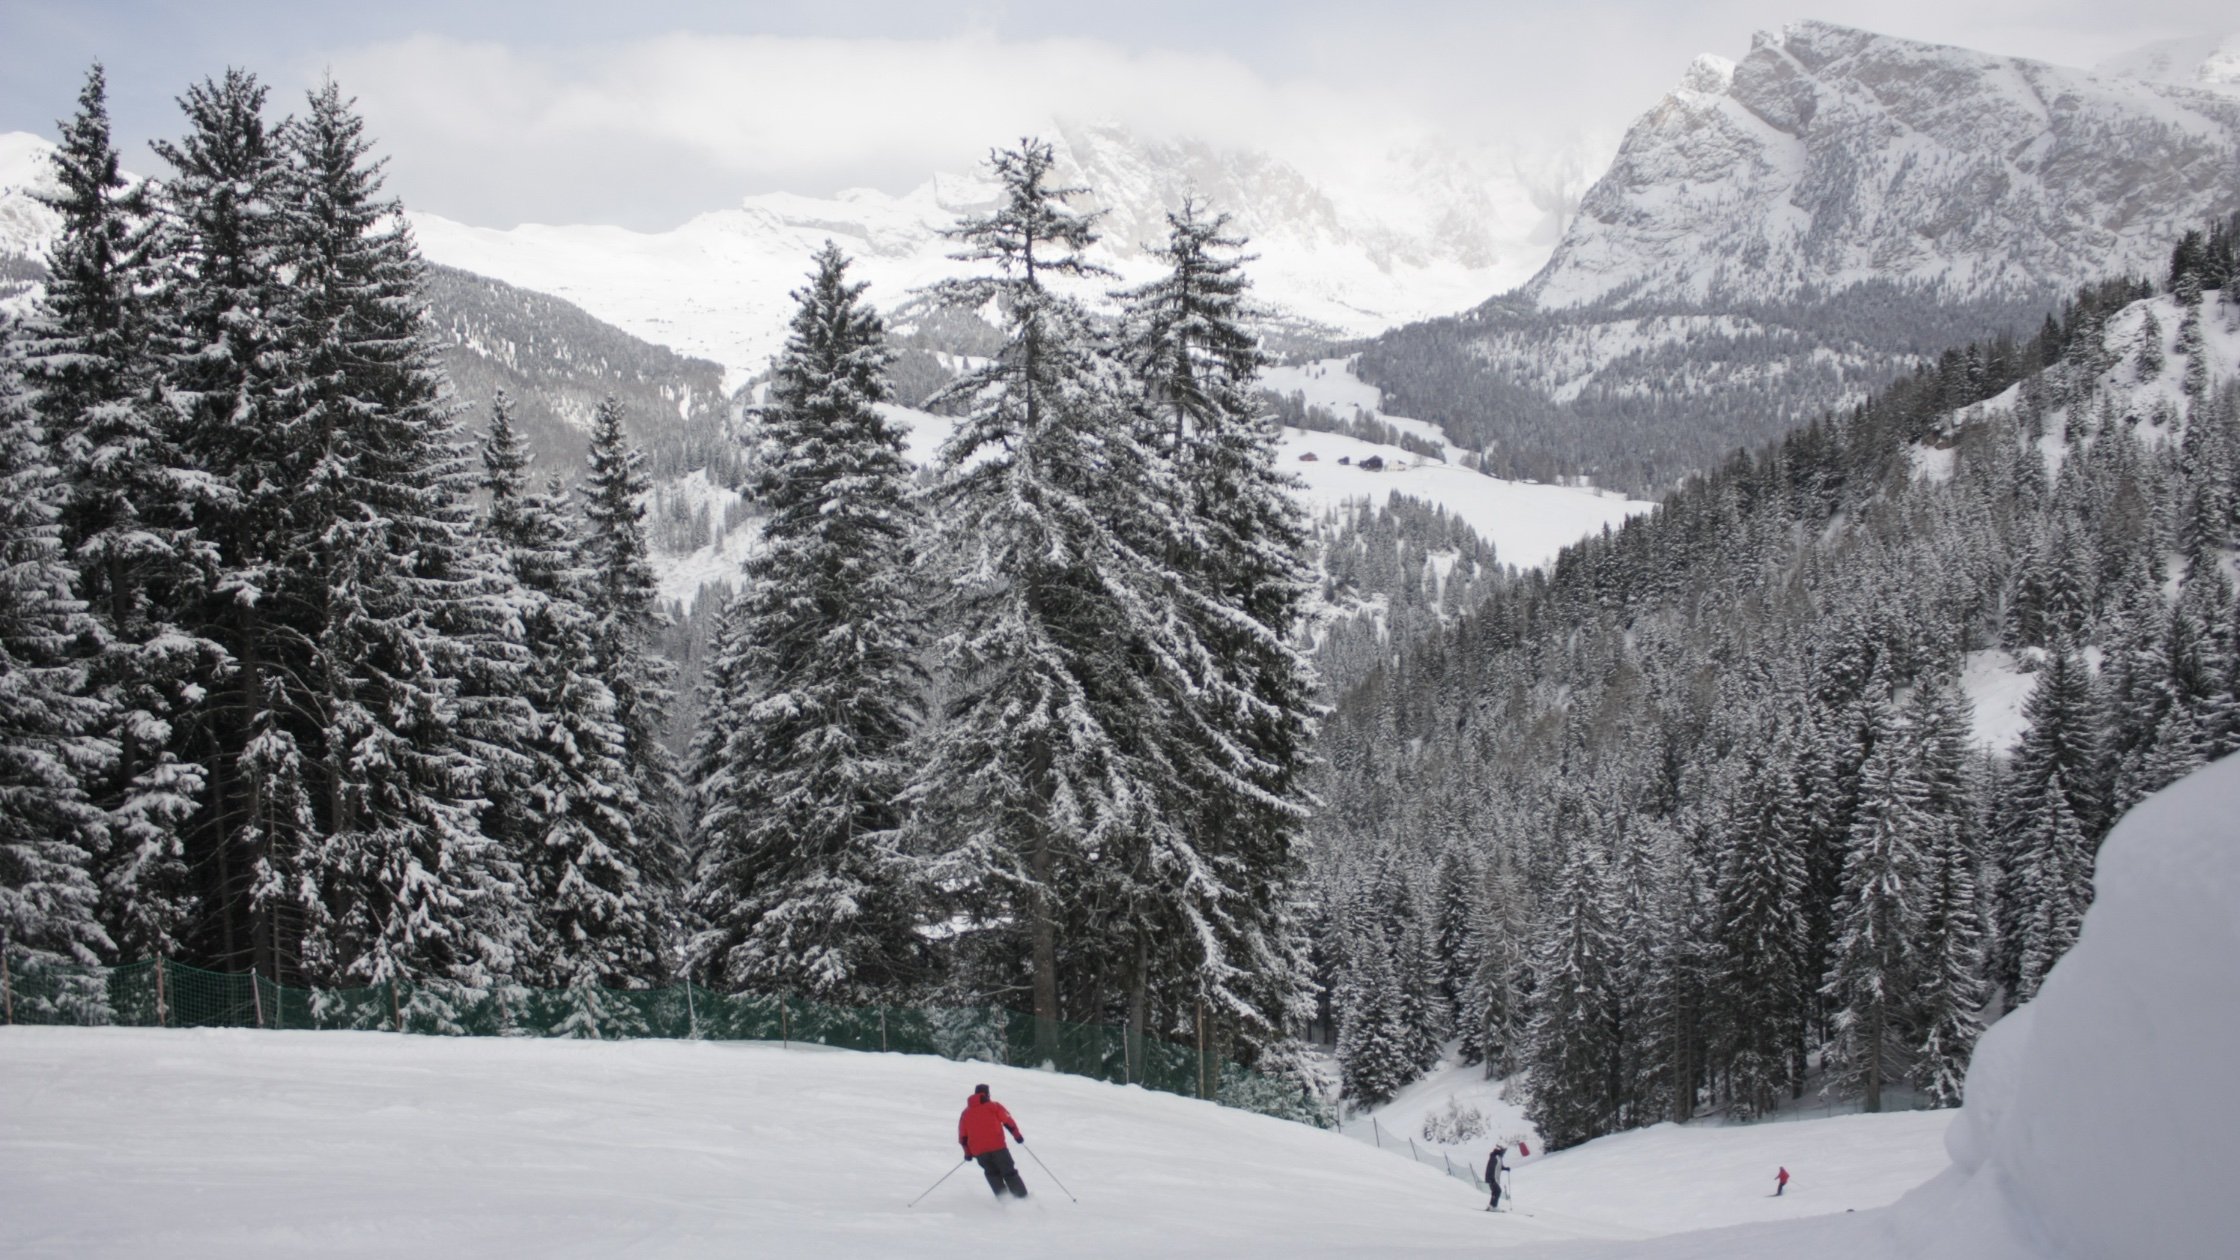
[329,31,1443,227]
[310,2,2236,228]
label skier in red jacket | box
[1776,1166,1790,1197]
[959,1084,1029,1199]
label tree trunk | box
[1030,836,1059,1065]
[1127,933,1148,1085]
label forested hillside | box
[1312,218,2240,1144]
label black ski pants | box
[975,1147,1029,1198]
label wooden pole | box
[251,971,265,1029]
[155,957,169,1028]
[781,995,790,1048]
[684,979,698,1040]
[1,941,13,1026]
[1196,997,1208,1100]
[390,979,403,1033]
[879,1006,887,1053]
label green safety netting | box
[0,953,1329,1128]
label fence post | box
[781,994,790,1048]
[155,957,169,1028]
[1408,1137,1418,1163]
[684,979,699,1040]
[251,971,265,1029]
[1195,998,1208,1100]
[1,941,12,1026]
[1371,1117,1382,1149]
[390,979,403,1033]
[1443,1153,1452,1177]
[879,1005,887,1053]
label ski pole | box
[907,1158,970,1207]
[1020,1143,1079,1203]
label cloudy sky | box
[3,0,2231,228]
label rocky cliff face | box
[1359,22,2240,494]
[1527,21,2240,313]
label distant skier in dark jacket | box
[1485,1144,1508,1211]
[959,1084,1029,1199]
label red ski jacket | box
[959,1094,1023,1157]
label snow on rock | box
[0,130,62,261]
[2097,31,2240,98]
[1526,22,2240,314]
[0,1027,1602,1259]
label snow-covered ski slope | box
[1,1027,1591,1259]
[1348,1055,1950,1239]
[0,1023,1944,1260]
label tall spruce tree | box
[1715,742,1811,1119]
[687,243,930,1002]
[1117,201,1321,1060]
[479,394,662,1027]
[1524,843,1623,1149]
[24,65,211,959]
[1995,643,2105,1002]
[576,395,685,975]
[153,68,310,979]
[273,81,530,997]
[1821,672,1926,1112]
[910,140,1175,1058]
[0,319,114,1005]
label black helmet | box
[974,1083,991,1097]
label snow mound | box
[1534,753,2240,1260]
[1928,751,2240,1260]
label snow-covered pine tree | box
[575,395,686,972]
[478,393,661,1031]
[23,64,211,960]
[1714,742,1811,1119]
[1523,842,1623,1149]
[0,318,114,1011]
[1459,852,1529,1078]
[152,69,316,980]
[1821,670,1926,1112]
[1903,674,1987,1107]
[1432,848,1481,1031]
[910,139,1175,1059]
[1116,200,1322,1062]
[1335,927,1415,1107]
[272,80,532,1001]
[686,243,930,1003]
[1993,642,2104,1002]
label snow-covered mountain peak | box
[1677,54,1736,97]
[2098,31,2240,97]
[0,130,63,267]
[1524,22,2240,314]
[403,120,1596,378]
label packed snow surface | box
[1350,1053,1949,1239]
[1,1027,1593,1259]
[0,1024,1957,1259]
